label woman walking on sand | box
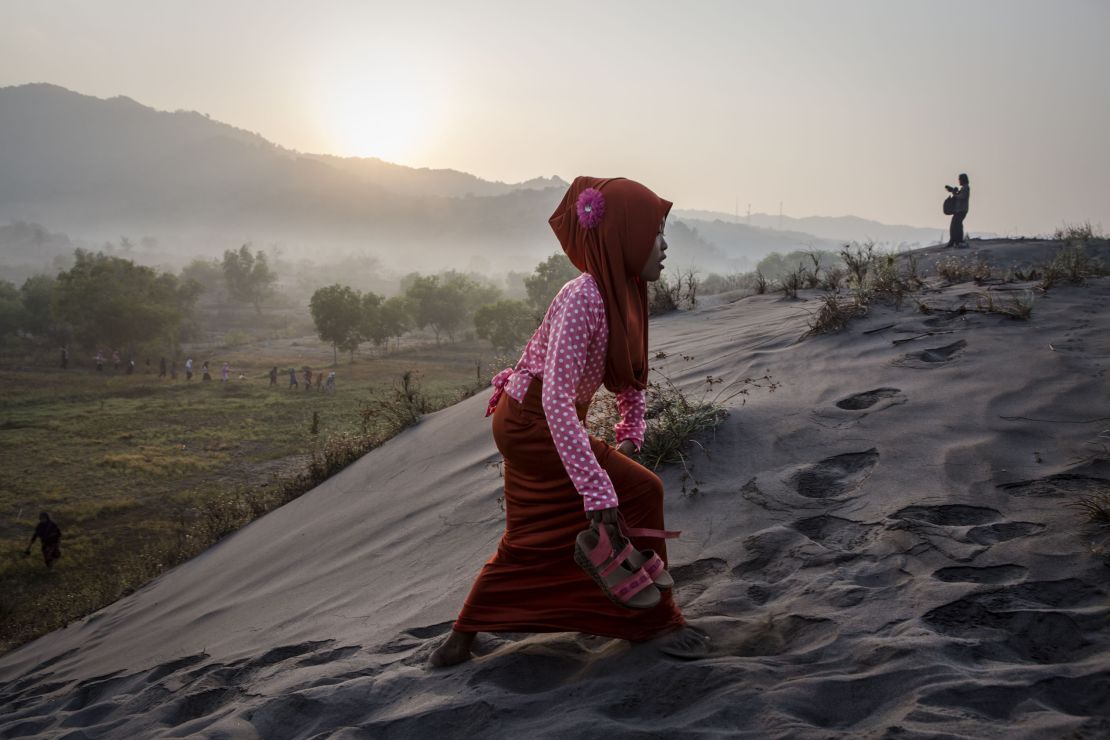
[430,177,707,667]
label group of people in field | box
[60,349,342,392]
[277,365,336,393]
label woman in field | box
[430,177,707,667]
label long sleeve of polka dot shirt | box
[525,274,647,512]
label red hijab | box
[549,176,672,393]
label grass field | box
[0,331,502,652]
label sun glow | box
[317,56,446,163]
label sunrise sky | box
[2,0,1108,235]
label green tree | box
[180,258,225,301]
[403,275,466,343]
[380,295,411,352]
[359,291,395,351]
[310,284,364,364]
[222,244,277,312]
[19,274,57,339]
[0,280,24,342]
[440,271,502,317]
[474,299,537,353]
[53,249,200,351]
[525,253,579,314]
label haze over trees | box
[474,300,535,353]
[524,253,580,317]
[222,245,277,312]
[0,249,202,353]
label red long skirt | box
[454,378,685,641]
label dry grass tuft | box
[648,268,699,315]
[588,370,778,494]
[1053,221,1102,242]
[780,266,804,299]
[974,290,1035,320]
[936,255,992,284]
[1069,489,1110,527]
[805,293,868,336]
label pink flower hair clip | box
[576,187,606,229]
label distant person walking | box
[170,359,177,380]
[289,367,298,389]
[944,173,971,248]
[269,366,278,386]
[315,372,323,392]
[24,512,62,568]
[185,357,194,380]
[60,346,68,370]
[325,371,336,393]
[303,367,313,391]
[126,357,135,375]
[221,361,230,382]
[112,349,121,371]
[95,350,105,371]
[202,361,212,381]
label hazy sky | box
[3,0,1109,235]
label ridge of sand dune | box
[2,239,1108,738]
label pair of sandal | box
[574,516,680,610]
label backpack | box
[943,195,957,215]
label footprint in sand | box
[835,388,904,411]
[932,564,1028,584]
[792,515,880,551]
[922,578,1105,664]
[742,449,880,511]
[790,449,880,500]
[812,389,906,429]
[891,504,1001,526]
[669,558,731,606]
[998,473,1110,498]
[964,521,1046,545]
[679,614,839,660]
[467,651,586,694]
[893,339,968,368]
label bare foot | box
[656,625,710,660]
[428,630,476,668]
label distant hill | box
[673,218,844,268]
[304,154,566,198]
[675,208,945,249]
[0,84,571,273]
[0,84,947,279]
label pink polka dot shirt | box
[487,273,647,511]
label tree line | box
[0,243,585,363]
[0,244,278,354]
[309,253,580,362]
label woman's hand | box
[586,507,619,524]
[617,440,637,456]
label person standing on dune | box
[945,173,971,248]
[430,177,708,667]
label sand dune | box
[2,239,1108,738]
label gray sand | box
[2,239,1108,738]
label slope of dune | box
[2,239,1108,738]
